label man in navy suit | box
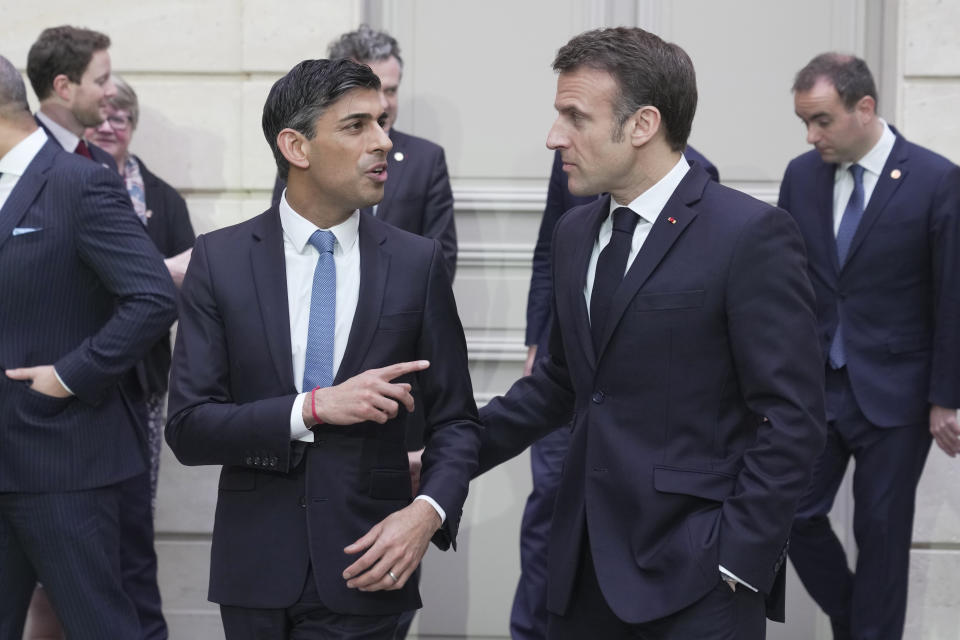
[26,26,170,639]
[513,145,719,640]
[476,28,826,639]
[165,58,480,639]
[779,53,960,640]
[0,54,177,640]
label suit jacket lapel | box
[249,210,295,390]
[843,134,908,270]
[569,196,609,370]
[377,130,407,221]
[335,215,389,383]
[0,141,57,253]
[595,173,702,356]
[815,162,840,275]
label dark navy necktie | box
[303,230,337,390]
[828,164,866,368]
[590,207,640,353]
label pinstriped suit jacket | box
[0,139,178,492]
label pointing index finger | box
[378,360,430,382]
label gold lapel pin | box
[890,169,901,180]
[394,151,404,162]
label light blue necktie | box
[828,164,865,368]
[303,230,337,390]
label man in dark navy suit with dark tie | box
[514,145,719,640]
[166,58,480,639]
[25,26,171,640]
[0,54,177,640]
[779,53,960,640]
[476,28,826,639]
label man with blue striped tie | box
[165,58,481,640]
[780,52,960,640]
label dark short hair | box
[27,26,111,100]
[0,54,30,115]
[792,53,877,111]
[328,24,403,69]
[262,58,381,180]
[553,27,697,151]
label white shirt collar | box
[610,154,691,223]
[837,119,895,179]
[36,110,80,153]
[278,188,360,255]
[0,128,48,177]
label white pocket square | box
[12,227,42,236]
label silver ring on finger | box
[388,570,399,583]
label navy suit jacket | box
[480,164,826,623]
[778,129,960,424]
[525,146,718,355]
[0,139,178,492]
[272,128,457,280]
[165,209,480,614]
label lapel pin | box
[667,216,677,224]
[890,169,901,180]
[393,151,404,162]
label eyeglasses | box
[106,115,132,131]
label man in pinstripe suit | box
[0,55,177,640]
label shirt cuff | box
[719,565,758,592]
[414,495,446,525]
[52,368,74,396]
[290,392,313,442]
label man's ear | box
[855,94,877,124]
[628,105,662,148]
[277,128,310,172]
[51,74,73,103]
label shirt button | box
[592,391,605,404]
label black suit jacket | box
[779,129,960,423]
[133,157,196,395]
[165,210,480,614]
[0,139,178,491]
[525,146,718,355]
[479,164,826,623]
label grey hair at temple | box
[0,55,30,116]
[328,24,403,69]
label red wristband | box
[310,386,323,427]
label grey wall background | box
[4,0,959,637]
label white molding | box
[457,243,534,268]
[466,334,527,362]
[453,185,547,212]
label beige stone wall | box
[902,3,960,638]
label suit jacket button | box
[592,391,605,404]
[254,456,261,465]
[298,496,306,508]
[269,457,277,467]
[245,456,253,465]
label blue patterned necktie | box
[303,230,337,390]
[828,164,865,368]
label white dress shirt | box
[279,190,444,522]
[833,120,896,234]
[0,128,47,212]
